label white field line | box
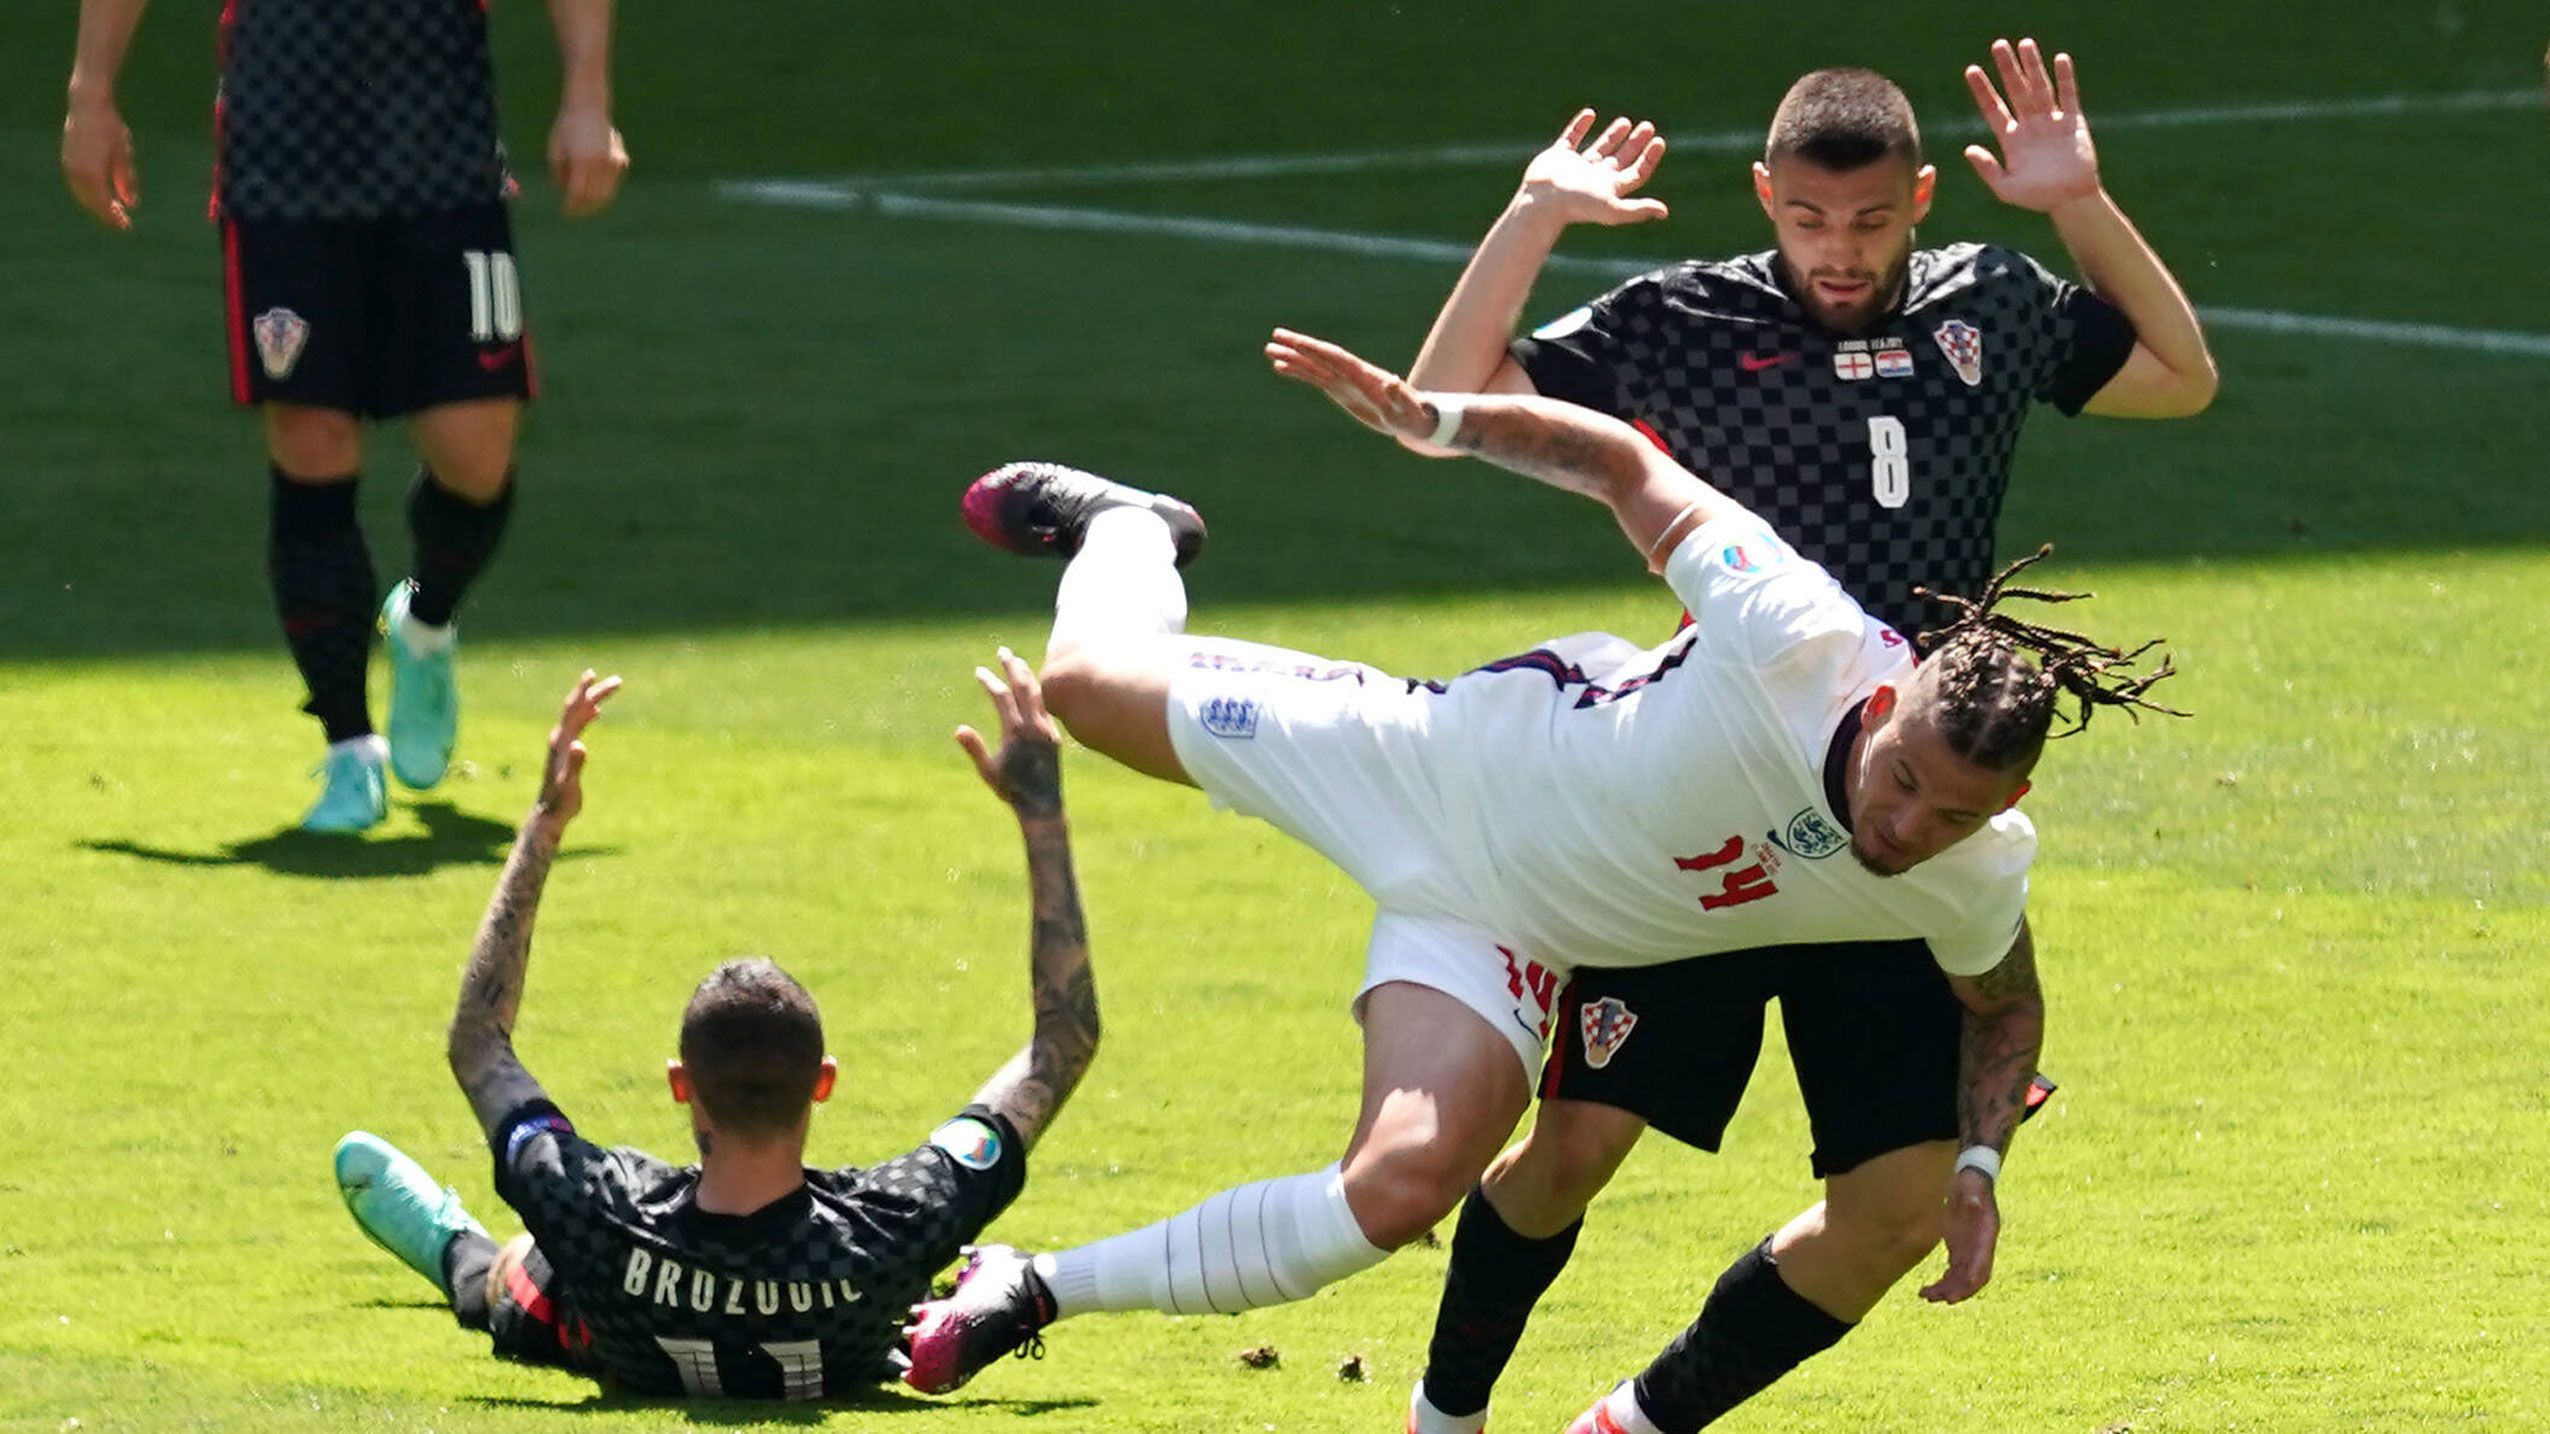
[711,184,2550,360]
[754,88,2538,192]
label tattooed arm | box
[1922,917,2046,1305]
[448,671,622,1141]
[954,650,1100,1153]
[1264,326,1756,572]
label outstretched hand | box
[955,648,1065,818]
[1962,37,2101,213]
[1516,109,1670,228]
[535,670,622,827]
[1265,328,1445,451]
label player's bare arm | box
[1269,327,1742,570]
[61,0,149,230]
[448,671,623,1139]
[957,650,1100,1152]
[1964,37,2217,419]
[1403,110,1668,410]
[1921,917,2045,1305]
[544,0,628,217]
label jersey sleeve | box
[1507,268,1671,415]
[847,1107,1030,1270]
[2002,248,2139,416]
[1922,817,2036,977]
[489,1099,620,1241]
[1660,516,1871,670]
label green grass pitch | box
[4,3,2548,1429]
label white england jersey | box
[1424,515,2033,977]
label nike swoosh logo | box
[477,344,521,371]
[1738,353,1795,371]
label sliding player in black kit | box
[1400,42,2218,1434]
[330,653,1099,1398]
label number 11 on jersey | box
[1868,416,1909,509]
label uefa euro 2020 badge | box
[1199,695,1259,740]
[930,1117,1003,1172]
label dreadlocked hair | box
[1912,544,2187,769]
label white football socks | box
[1031,1163,1388,1320]
[1048,506,1187,653]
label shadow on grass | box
[461,1390,1101,1421]
[77,801,616,879]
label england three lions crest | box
[1931,319,1984,387]
[1579,996,1638,1070]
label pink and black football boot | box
[961,461,1208,567]
[902,1244,1058,1395]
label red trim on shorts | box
[1537,975,1579,1101]
[221,219,253,404]
[504,1256,556,1327]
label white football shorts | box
[1163,637,1566,1075]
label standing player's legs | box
[228,215,389,830]
[375,204,533,791]
[1581,942,1961,1434]
[1414,953,1778,1433]
[1410,1097,1647,1433]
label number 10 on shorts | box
[1868,415,1909,509]
[462,249,522,342]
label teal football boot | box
[301,738,388,833]
[381,583,459,790]
[333,1131,487,1296]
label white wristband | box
[1954,1144,2003,1182]
[1425,395,1466,448]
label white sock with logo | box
[1031,1163,1387,1320]
[1049,507,1187,652]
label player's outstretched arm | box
[543,0,628,217]
[1963,38,2216,418]
[448,671,622,1139]
[62,0,149,230]
[1268,327,1750,573]
[1922,918,2045,1305]
[956,650,1099,1154]
[1402,110,1669,410]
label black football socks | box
[1631,1238,1852,1431]
[404,466,515,629]
[1420,1186,1585,1416]
[268,469,377,743]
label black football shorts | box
[221,201,535,418]
[1540,938,1962,1178]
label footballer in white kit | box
[902,327,2174,1400]
[1166,511,2031,1076]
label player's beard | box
[1796,244,1914,337]
[1848,835,1910,878]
